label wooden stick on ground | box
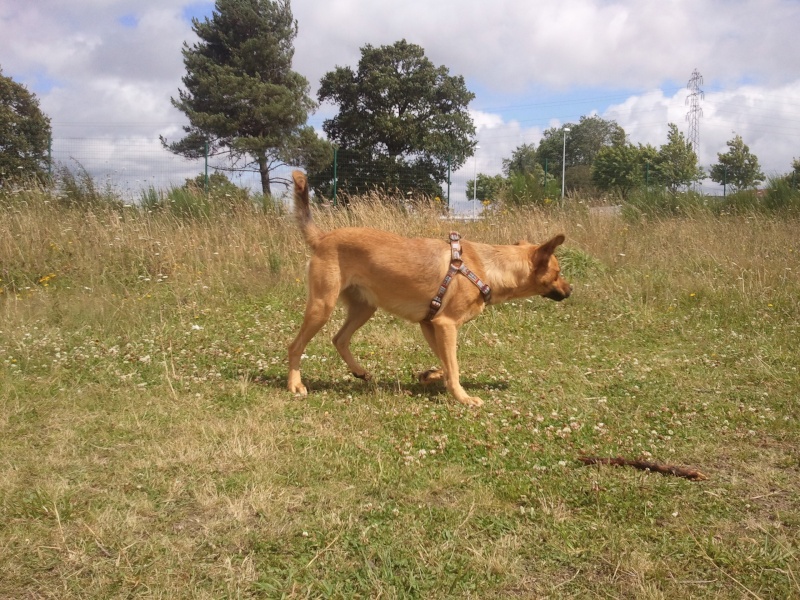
[578,456,708,481]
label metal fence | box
[50,136,493,213]
[51,137,233,199]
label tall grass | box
[1,183,799,598]
[764,175,800,213]
[620,178,800,220]
[0,183,291,298]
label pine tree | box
[163,0,330,196]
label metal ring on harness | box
[426,232,491,320]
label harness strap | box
[427,232,491,320]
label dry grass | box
[1,189,799,598]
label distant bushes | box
[501,172,561,208]
[0,164,284,218]
[618,177,800,221]
[621,188,708,220]
[2,163,798,222]
[55,163,124,210]
[139,172,283,218]
[762,175,800,214]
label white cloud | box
[471,110,543,175]
[603,82,800,178]
[2,0,799,199]
[292,0,800,93]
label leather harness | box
[426,232,491,320]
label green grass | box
[1,194,799,598]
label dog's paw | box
[459,395,484,408]
[417,367,444,385]
[352,370,372,381]
[288,382,308,396]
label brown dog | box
[287,170,572,406]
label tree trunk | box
[258,155,271,196]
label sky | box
[2,0,800,210]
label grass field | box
[1,191,799,598]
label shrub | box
[141,172,266,219]
[501,172,555,207]
[714,189,761,216]
[621,187,707,221]
[54,162,123,210]
[763,175,800,215]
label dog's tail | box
[292,170,324,250]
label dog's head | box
[532,234,572,301]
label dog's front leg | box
[417,320,444,385]
[432,321,483,407]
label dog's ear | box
[533,234,565,271]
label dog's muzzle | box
[544,285,572,301]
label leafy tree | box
[592,143,657,200]
[314,39,476,198]
[0,68,51,184]
[163,0,331,196]
[785,157,800,188]
[465,173,505,203]
[537,115,626,171]
[493,143,560,207]
[563,164,595,195]
[653,123,704,192]
[502,169,557,207]
[502,143,538,177]
[771,158,800,190]
[570,115,627,166]
[709,133,765,192]
[537,115,626,195]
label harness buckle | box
[449,231,462,264]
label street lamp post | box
[561,127,570,200]
[473,145,480,218]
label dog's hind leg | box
[417,320,444,385]
[332,293,377,380]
